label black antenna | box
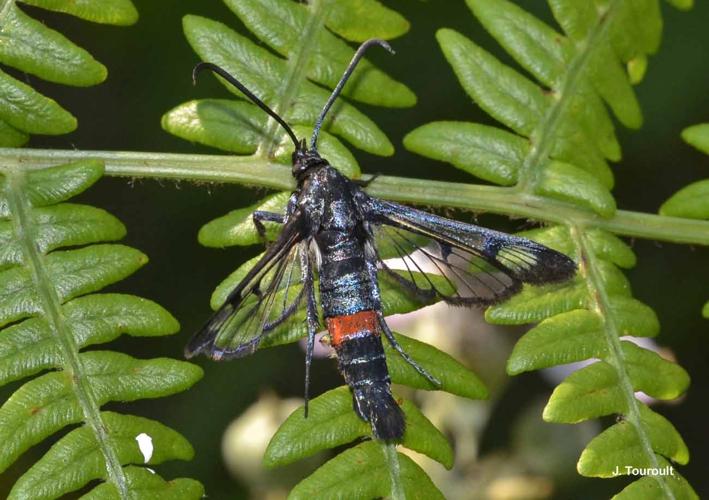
[310,39,394,151]
[193,62,301,150]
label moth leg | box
[301,244,319,418]
[252,193,299,240]
[377,312,441,388]
[363,249,441,388]
[252,211,285,240]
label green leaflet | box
[659,179,709,220]
[404,121,527,186]
[681,123,709,154]
[0,69,76,135]
[0,0,137,144]
[198,192,291,248]
[608,296,660,337]
[486,258,631,324]
[0,160,104,215]
[288,441,444,500]
[507,309,608,375]
[9,412,194,499]
[436,28,547,138]
[467,0,571,89]
[0,244,148,327]
[665,0,694,9]
[536,160,616,217]
[223,0,415,107]
[620,341,690,400]
[161,99,265,156]
[627,55,649,84]
[81,466,205,499]
[0,203,126,269]
[0,4,106,86]
[19,0,139,26]
[324,0,410,42]
[578,406,689,477]
[181,14,393,156]
[387,332,487,399]
[544,361,626,423]
[0,119,28,147]
[264,386,453,469]
[0,161,203,495]
[613,469,698,500]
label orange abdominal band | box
[326,310,379,347]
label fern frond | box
[0,161,203,498]
[405,0,697,497]
[0,0,138,146]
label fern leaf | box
[20,0,138,25]
[323,0,409,42]
[385,332,487,398]
[288,441,444,500]
[0,0,138,145]
[660,179,709,219]
[223,0,415,107]
[404,0,697,497]
[0,161,203,498]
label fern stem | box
[571,225,676,500]
[1,148,708,245]
[3,170,129,499]
[256,0,328,157]
[381,442,405,500]
[515,0,617,192]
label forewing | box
[367,198,576,306]
[186,221,310,360]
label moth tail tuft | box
[353,386,405,441]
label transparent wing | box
[186,221,310,360]
[367,198,576,306]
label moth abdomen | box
[327,311,405,440]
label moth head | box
[292,142,328,179]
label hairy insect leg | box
[363,252,441,388]
[252,211,285,240]
[377,312,441,388]
[252,193,299,240]
[301,244,319,418]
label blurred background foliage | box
[1,0,707,498]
